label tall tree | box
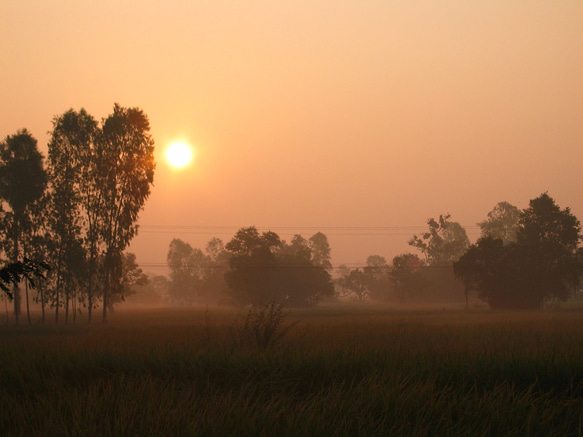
[0,130,47,323]
[97,104,155,322]
[477,201,520,244]
[47,109,97,324]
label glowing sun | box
[166,142,193,168]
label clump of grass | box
[234,302,300,351]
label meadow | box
[1,304,583,436]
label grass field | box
[1,304,583,436]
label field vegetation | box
[2,304,583,436]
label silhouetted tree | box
[455,194,583,309]
[0,130,47,324]
[409,214,470,265]
[0,259,49,300]
[225,228,333,306]
[225,227,282,305]
[478,201,520,244]
[97,104,155,322]
[167,238,208,303]
[276,235,334,306]
[342,268,369,302]
[309,232,332,270]
[47,110,97,324]
[109,252,148,308]
[390,253,425,303]
[363,255,390,301]
[204,238,229,302]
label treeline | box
[163,194,583,310]
[0,105,155,324]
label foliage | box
[363,255,390,300]
[409,214,470,265]
[0,259,49,298]
[478,201,521,244]
[166,238,229,303]
[96,104,155,321]
[455,193,583,309]
[390,253,425,302]
[308,231,332,270]
[0,129,47,322]
[225,227,334,306]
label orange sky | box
[1,1,582,274]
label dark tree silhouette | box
[390,253,425,303]
[97,104,155,322]
[225,228,333,306]
[276,235,334,306]
[0,130,47,324]
[0,259,49,299]
[363,255,390,301]
[47,109,97,324]
[309,232,332,270]
[455,194,583,309]
[225,227,282,305]
[409,214,470,265]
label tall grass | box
[1,306,582,436]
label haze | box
[2,1,582,273]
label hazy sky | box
[2,1,582,274]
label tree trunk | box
[3,294,8,323]
[102,261,109,323]
[40,283,45,324]
[25,281,31,325]
[13,221,20,324]
[65,275,70,325]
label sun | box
[166,142,193,168]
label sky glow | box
[1,1,582,273]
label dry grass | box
[1,304,583,436]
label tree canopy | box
[409,214,470,265]
[477,201,520,244]
[225,227,334,306]
[455,193,583,309]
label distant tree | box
[225,228,333,306]
[167,238,197,303]
[390,253,425,303]
[127,273,168,305]
[109,252,149,307]
[455,193,583,309]
[309,232,332,270]
[225,227,282,305]
[204,238,229,302]
[0,130,47,324]
[477,201,520,244]
[343,269,369,302]
[363,255,390,301]
[96,104,155,322]
[276,235,334,306]
[409,214,470,265]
